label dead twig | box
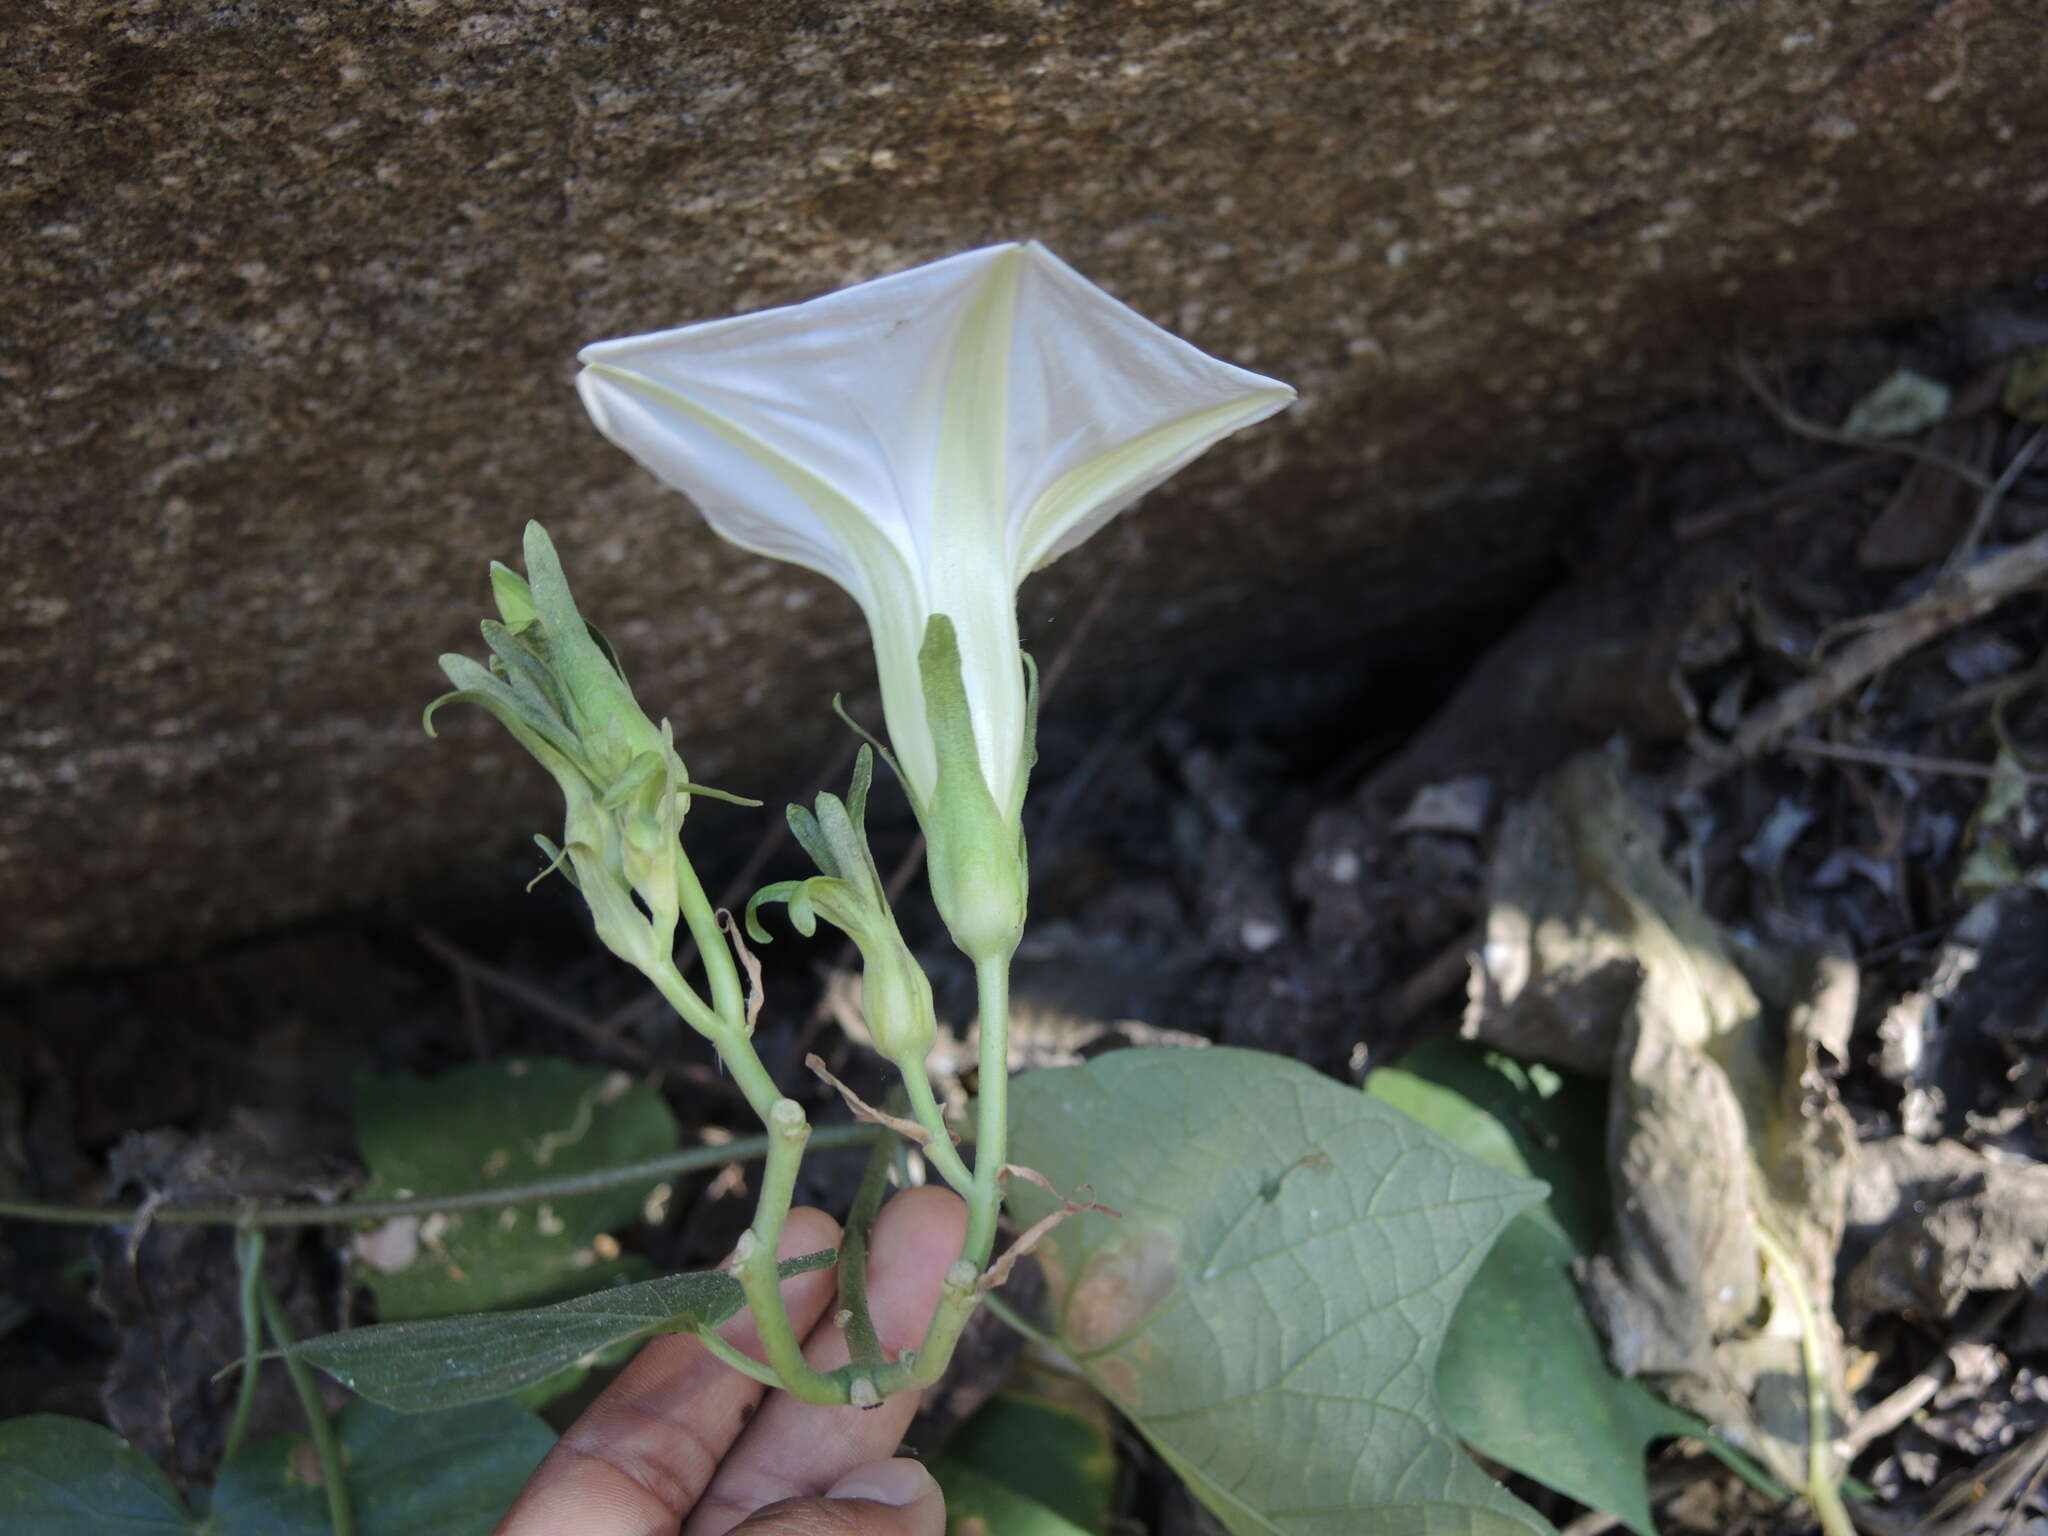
[1675,454,1895,542]
[1378,926,1480,1033]
[1920,1425,2048,1536]
[414,925,647,1064]
[1839,1289,2028,1456]
[1734,354,1996,493]
[1947,425,2047,573]
[1780,738,2048,787]
[1691,526,2048,787]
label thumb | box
[728,1459,946,1536]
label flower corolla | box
[574,242,1294,828]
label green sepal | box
[679,782,764,808]
[529,835,574,891]
[785,802,837,876]
[599,751,667,814]
[1019,647,1041,812]
[745,879,808,943]
[490,561,537,631]
[425,656,586,779]
[831,696,905,800]
[844,742,875,825]
[916,615,1028,964]
[519,522,666,781]
[480,619,571,726]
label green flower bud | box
[747,748,938,1069]
[425,521,697,977]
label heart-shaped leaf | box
[298,1251,833,1412]
[210,1400,554,1534]
[0,1416,190,1532]
[351,1059,678,1320]
[1368,1039,1704,1536]
[1006,1046,1549,1536]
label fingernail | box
[828,1458,936,1508]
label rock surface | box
[4,0,2045,979]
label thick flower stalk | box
[576,241,1294,960]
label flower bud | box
[426,522,694,979]
[747,748,938,1069]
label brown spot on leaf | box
[1064,1226,1180,1355]
[289,1436,325,1486]
[1092,1355,1141,1404]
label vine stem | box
[733,1099,847,1403]
[219,1228,267,1466]
[861,950,1017,1403]
[664,851,853,1403]
[1755,1222,1855,1536]
[894,1058,977,1197]
[835,1129,897,1371]
[261,1279,354,1536]
[0,1125,878,1229]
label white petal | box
[577,246,1029,570]
[1000,244,1295,575]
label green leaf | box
[933,1389,1117,1535]
[297,1251,834,1412]
[0,1416,192,1532]
[1363,1039,1607,1247]
[933,1463,1095,1536]
[351,1059,678,1319]
[1005,1046,1550,1536]
[1367,1040,1694,1536]
[209,1400,554,1535]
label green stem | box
[862,954,1015,1403]
[895,1060,976,1197]
[902,1261,982,1389]
[964,954,1012,1268]
[220,1228,267,1466]
[645,954,743,1061]
[734,1099,847,1404]
[835,1131,896,1372]
[1755,1222,1854,1536]
[261,1280,354,1536]
[692,1326,786,1389]
[675,845,747,1036]
[0,1126,878,1229]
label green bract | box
[426,521,705,980]
[747,746,938,1068]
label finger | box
[683,1186,968,1536]
[496,1206,844,1536]
[727,1459,946,1536]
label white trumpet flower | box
[574,242,1294,834]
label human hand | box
[496,1186,966,1536]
